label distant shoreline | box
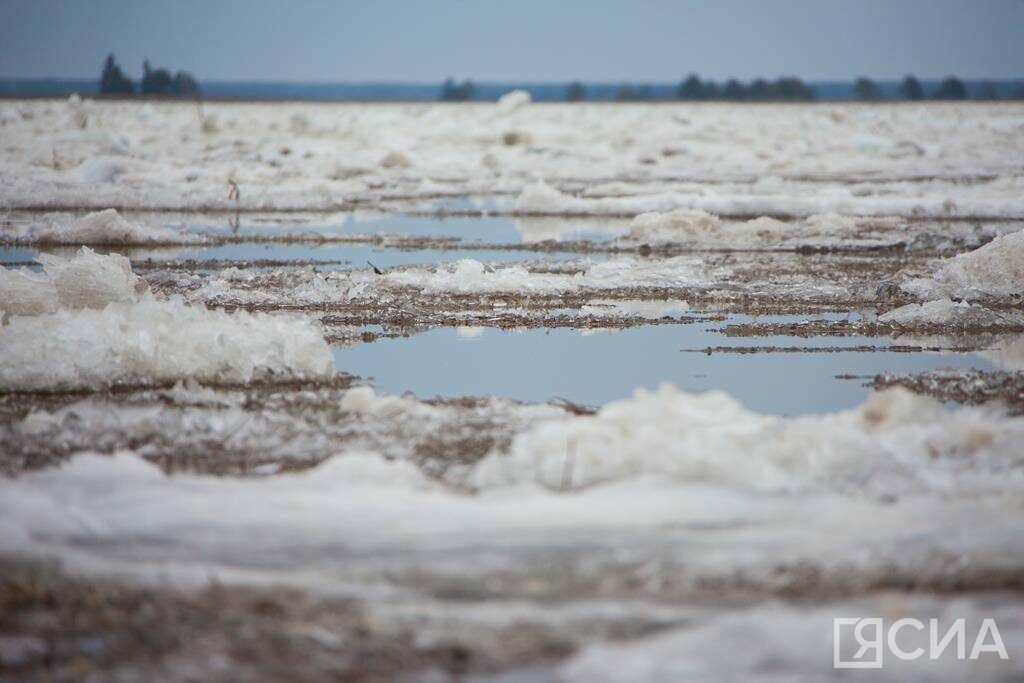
[3,78,1023,102]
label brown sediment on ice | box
[0,384,567,478]
[0,560,581,683]
[682,344,983,355]
[870,369,1024,414]
[719,318,1024,338]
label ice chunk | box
[1,247,147,315]
[0,298,334,391]
[879,298,1018,328]
[383,256,713,295]
[471,383,1023,496]
[929,229,1024,299]
[14,209,202,245]
[626,209,721,242]
[37,247,148,310]
[0,268,58,316]
[76,157,123,183]
[515,181,584,213]
[496,89,531,113]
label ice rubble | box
[496,89,531,113]
[471,384,1024,495]
[9,209,203,245]
[0,247,148,316]
[924,229,1024,299]
[2,400,1024,598]
[383,257,715,294]
[4,100,1024,214]
[0,297,334,391]
[514,181,1024,219]
[559,594,1023,683]
[622,209,884,245]
[879,298,1020,328]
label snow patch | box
[496,89,531,113]
[1,247,148,316]
[879,298,1018,328]
[929,230,1024,299]
[76,157,124,183]
[470,383,1024,496]
[12,209,202,245]
[0,298,334,391]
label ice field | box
[1,96,1023,681]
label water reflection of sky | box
[168,213,627,244]
[334,324,998,416]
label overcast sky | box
[2,0,1022,82]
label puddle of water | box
[172,243,590,267]
[0,247,38,264]
[1,243,592,269]
[334,324,996,416]
[166,214,626,245]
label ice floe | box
[471,384,1024,496]
[0,298,334,391]
[1,247,148,316]
[879,298,1021,329]
[6,209,203,245]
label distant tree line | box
[99,54,199,97]
[857,75,1004,101]
[674,74,815,101]
[440,78,475,101]
[466,74,1023,103]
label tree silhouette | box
[899,75,924,100]
[678,74,704,100]
[933,76,967,100]
[99,54,133,95]
[976,81,998,100]
[615,84,638,101]
[722,79,746,100]
[171,71,200,96]
[566,81,587,101]
[440,78,475,101]
[141,60,173,95]
[854,77,881,101]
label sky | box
[1,0,1022,82]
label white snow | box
[495,89,531,113]
[1,391,1022,597]
[559,595,1023,682]
[879,298,1019,328]
[929,229,1024,299]
[76,157,124,183]
[0,298,334,391]
[1,247,147,315]
[471,384,1024,496]
[382,256,714,294]
[9,209,204,245]
[3,100,1023,215]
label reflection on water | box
[334,323,997,415]
[166,213,627,244]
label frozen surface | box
[2,385,1023,598]
[4,209,204,245]
[2,99,1023,680]
[3,100,1024,216]
[0,298,333,390]
[922,229,1024,300]
[560,593,1022,682]
[471,384,1024,495]
[879,298,1021,328]
[1,246,147,315]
